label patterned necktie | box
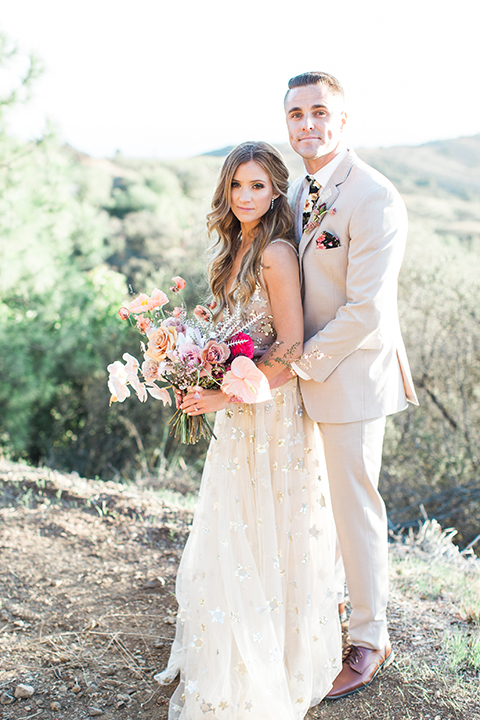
[302,175,321,231]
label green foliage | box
[382,228,480,548]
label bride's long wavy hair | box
[207,141,295,319]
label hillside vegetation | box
[0,36,479,551]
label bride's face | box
[230,160,275,231]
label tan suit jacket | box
[291,148,418,423]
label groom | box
[285,72,418,699]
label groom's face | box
[285,84,346,172]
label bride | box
[156,141,341,719]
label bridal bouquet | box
[107,277,271,444]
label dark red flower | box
[229,332,255,359]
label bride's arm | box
[182,242,303,415]
[256,242,304,386]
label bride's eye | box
[253,183,265,189]
[231,181,240,188]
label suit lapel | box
[298,150,356,268]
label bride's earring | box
[270,197,275,210]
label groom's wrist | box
[291,361,311,381]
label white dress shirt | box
[293,147,348,380]
[296,147,348,239]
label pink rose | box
[228,332,255,359]
[193,305,211,321]
[201,340,230,366]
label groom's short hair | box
[285,72,344,102]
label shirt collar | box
[305,146,348,188]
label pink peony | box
[221,356,272,404]
[128,288,169,314]
[228,332,255,359]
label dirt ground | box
[0,459,479,720]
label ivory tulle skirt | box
[156,379,341,720]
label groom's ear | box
[340,111,348,132]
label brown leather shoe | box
[326,644,394,700]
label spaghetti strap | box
[268,238,298,253]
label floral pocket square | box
[316,231,341,250]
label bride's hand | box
[181,388,231,416]
[173,388,184,409]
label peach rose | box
[145,325,177,362]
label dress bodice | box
[234,239,295,358]
[244,279,277,358]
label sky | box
[1,0,480,159]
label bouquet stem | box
[168,408,216,444]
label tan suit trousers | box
[318,416,389,650]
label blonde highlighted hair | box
[207,141,295,319]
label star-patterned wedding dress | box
[156,249,341,720]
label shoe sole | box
[325,649,395,701]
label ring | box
[194,404,198,411]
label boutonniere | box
[316,231,341,250]
[304,205,337,234]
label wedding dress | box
[156,247,341,719]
